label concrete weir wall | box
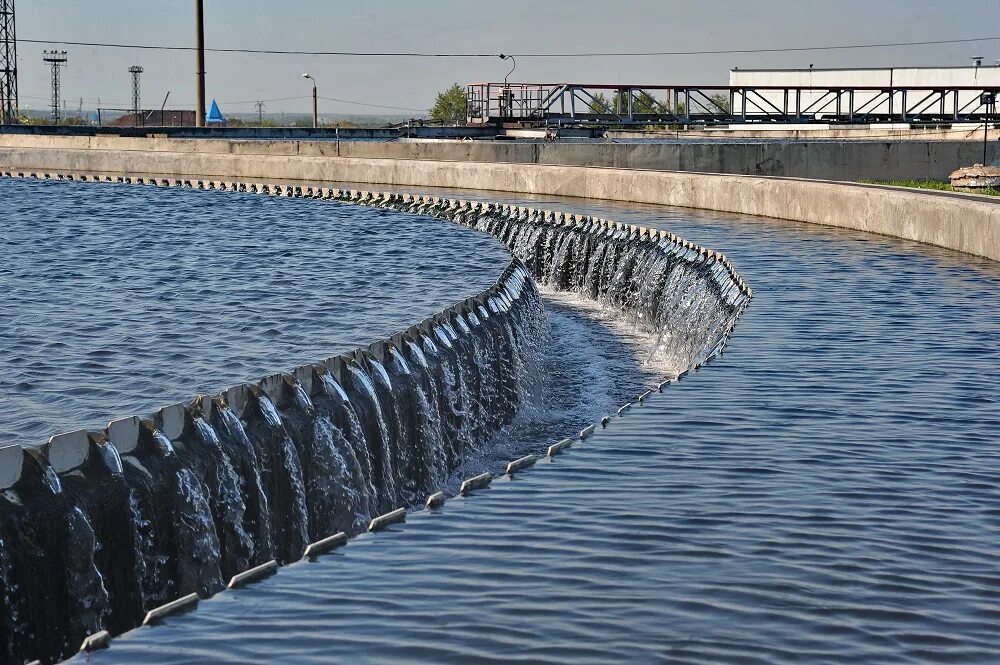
[0,134,998,261]
[1,132,998,181]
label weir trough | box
[228,560,279,589]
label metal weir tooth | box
[617,403,632,416]
[304,532,348,558]
[547,438,572,457]
[227,560,278,589]
[369,507,406,531]
[505,454,537,475]
[460,472,492,496]
[425,492,446,509]
[580,424,596,439]
[142,593,199,625]
[637,390,652,403]
[79,630,111,652]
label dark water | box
[6,179,736,665]
[71,192,1000,663]
[0,178,509,446]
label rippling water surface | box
[21,182,1000,664]
[0,178,511,445]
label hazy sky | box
[14,0,1000,116]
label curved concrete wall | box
[1,132,997,181]
[1,139,997,261]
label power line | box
[318,95,424,112]
[17,35,1000,58]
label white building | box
[727,66,1000,122]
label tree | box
[708,93,731,114]
[589,90,668,116]
[430,83,467,124]
[588,93,613,114]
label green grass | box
[859,179,1000,197]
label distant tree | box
[590,90,668,116]
[430,83,468,124]
[708,93,731,114]
[588,93,613,114]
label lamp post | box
[302,73,317,128]
[499,54,516,120]
[500,53,516,85]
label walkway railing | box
[466,82,999,126]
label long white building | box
[727,66,1000,122]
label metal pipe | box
[194,0,205,127]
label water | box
[66,190,1000,664]
[3,178,737,664]
[0,178,509,446]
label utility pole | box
[0,0,17,124]
[255,100,265,125]
[302,73,318,128]
[129,65,143,126]
[194,0,205,127]
[42,50,68,124]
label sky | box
[13,0,1000,116]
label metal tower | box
[0,0,16,123]
[42,50,68,123]
[129,65,143,125]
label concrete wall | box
[1,136,997,261]
[1,132,997,181]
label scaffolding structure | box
[129,65,143,125]
[0,0,16,123]
[43,50,68,124]
[467,82,1000,126]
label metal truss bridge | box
[466,82,999,126]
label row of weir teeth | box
[71,370,645,658]
[0,171,752,299]
[0,242,535,495]
[1,169,751,495]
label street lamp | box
[499,54,517,120]
[499,53,516,86]
[302,73,318,129]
